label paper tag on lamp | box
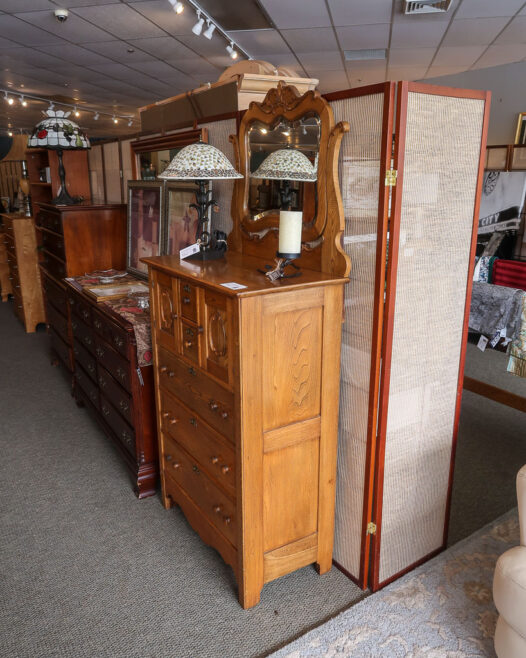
[278,211,302,257]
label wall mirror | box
[247,114,320,222]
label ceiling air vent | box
[404,0,453,14]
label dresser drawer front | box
[40,230,65,261]
[75,364,100,410]
[157,347,234,439]
[162,436,236,546]
[50,328,71,370]
[72,315,95,355]
[37,210,63,235]
[100,395,135,455]
[12,289,25,323]
[181,320,200,364]
[92,309,129,358]
[42,251,67,281]
[160,390,235,497]
[43,275,67,316]
[98,366,133,425]
[95,337,131,393]
[73,340,97,382]
[46,302,69,344]
[179,280,198,322]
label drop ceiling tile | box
[127,36,195,60]
[267,53,303,73]
[0,0,54,10]
[280,28,337,53]
[328,0,393,26]
[176,34,233,58]
[82,41,157,64]
[345,60,388,74]
[50,0,121,5]
[228,30,291,56]
[424,65,470,78]
[348,71,386,87]
[166,58,221,77]
[336,23,391,50]
[129,1,198,37]
[0,15,63,46]
[455,0,525,19]
[36,44,109,67]
[315,71,349,94]
[4,48,64,69]
[128,60,195,84]
[0,37,25,49]
[388,48,435,67]
[443,17,510,46]
[387,65,429,81]
[297,51,343,71]
[14,9,114,43]
[433,45,487,66]
[258,0,332,29]
[471,43,526,68]
[390,20,449,48]
[494,16,526,44]
[392,7,452,23]
[72,4,165,39]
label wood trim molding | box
[130,128,207,155]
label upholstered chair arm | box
[518,465,526,547]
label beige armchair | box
[493,465,526,658]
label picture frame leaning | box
[127,180,163,280]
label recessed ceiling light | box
[127,48,135,53]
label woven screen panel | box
[378,92,485,583]
[330,93,384,578]
[201,118,237,236]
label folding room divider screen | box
[328,82,490,590]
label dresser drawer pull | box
[72,321,78,330]
[173,462,181,470]
[210,456,219,465]
[184,340,194,348]
[190,418,197,427]
[15,284,20,289]
[185,327,194,337]
[183,284,191,293]
[169,417,178,425]
[165,453,172,461]
[221,465,230,475]
[192,465,199,474]
[99,376,106,388]
[221,411,229,420]
[168,371,175,378]
[84,336,92,346]
[121,430,132,446]
[160,365,168,373]
[162,411,170,418]
[87,363,95,374]
[82,309,89,321]
[223,516,232,525]
[119,400,129,413]
[102,405,110,416]
[94,319,102,330]
[89,391,97,402]
[68,297,75,306]
[96,346,105,358]
[171,312,179,319]
[209,400,218,411]
[213,505,222,514]
[116,367,126,382]
[188,367,197,376]
[74,347,79,357]
[114,335,124,348]
[182,296,191,304]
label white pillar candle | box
[278,210,303,256]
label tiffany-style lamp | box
[27,109,90,205]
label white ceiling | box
[0,0,525,138]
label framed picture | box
[515,113,526,145]
[127,181,163,279]
[162,182,200,255]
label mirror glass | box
[247,112,321,222]
[138,147,182,180]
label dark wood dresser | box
[65,279,157,498]
[36,203,126,371]
[1,213,45,332]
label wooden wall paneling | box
[47,149,91,202]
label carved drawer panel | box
[204,290,230,385]
[50,328,71,371]
[71,315,95,355]
[92,309,129,358]
[154,270,178,351]
[100,394,135,455]
[98,365,133,425]
[94,337,131,393]
[75,363,100,410]
[42,251,67,281]
[181,320,200,365]
[72,295,92,326]
[179,280,198,323]
[162,435,236,547]
[43,274,67,317]
[40,229,65,261]
[46,301,69,345]
[36,210,63,235]
[73,339,97,382]
[160,390,235,497]
[157,346,234,440]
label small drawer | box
[92,309,129,358]
[46,302,69,344]
[73,339,97,382]
[100,395,135,455]
[50,329,71,371]
[42,251,67,281]
[98,366,133,425]
[43,275,67,317]
[74,296,92,326]
[179,280,198,322]
[72,315,95,355]
[157,347,234,441]
[36,211,63,235]
[75,364,99,410]
[160,390,235,497]
[181,320,200,364]
[94,337,131,393]
[40,230,65,261]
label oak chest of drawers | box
[65,279,157,498]
[36,202,126,371]
[144,252,346,608]
[1,213,45,332]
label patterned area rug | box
[271,509,519,658]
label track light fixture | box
[20,95,27,107]
[174,1,184,13]
[7,130,13,136]
[226,42,238,59]
[203,20,216,39]
[4,92,13,105]
[74,106,80,117]
[128,118,133,127]
[192,10,204,35]
[48,101,55,111]
[113,116,118,124]
[93,112,99,120]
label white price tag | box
[180,243,200,260]
[477,335,489,352]
[220,282,247,290]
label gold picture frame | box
[514,112,526,145]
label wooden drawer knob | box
[183,284,191,293]
[223,516,231,525]
[182,296,191,304]
[189,418,197,427]
[213,505,221,514]
[221,411,229,419]
[210,456,219,465]
[221,465,230,475]
[168,371,175,378]
[169,417,178,425]
[160,366,168,373]
[184,340,193,348]
[209,400,218,411]
[162,411,170,418]
[165,454,172,461]
[173,462,181,469]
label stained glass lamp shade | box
[159,141,242,260]
[27,110,90,205]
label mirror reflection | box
[139,148,182,180]
[247,112,321,221]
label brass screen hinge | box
[385,169,397,186]
[366,522,377,535]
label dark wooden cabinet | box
[66,279,158,498]
[36,202,126,371]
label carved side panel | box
[155,270,178,352]
[204,289,230,385]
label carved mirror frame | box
[230,83,350,276]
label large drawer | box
[46,301,69,344]
[42,250,67,281]
[75,363,100,410]
[50,328,71,371]
[36,210,63,235]
[94,336,131,393]
[160,389,235,497]
[72,314,95,355]
[43,275,67,317]
[73,339,97,382]
[100,394,135,455]
[40,229,65,261]
[162,434,236,547]
[92,308,129,359]
[157,346,234,441]
[98,365,133,425]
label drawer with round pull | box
[40,229,66,261]
[36,210,63,235]
[92,308,129,358]
[50,328,71,371]
[94,337,131,393]
[71,314,95,356]
[42,274,67,317]
[71,294,92,327]
[73,339,97,383]
[157,346,234,439]
[162,435,236,547]
[98,365,133,425]
[179,280,198,323]
[181,319,201,365]
[75,362,100,411]
[100,394,135,456]
[160,390,235,497]
[46,301,69,345]
[42,250,67,281]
